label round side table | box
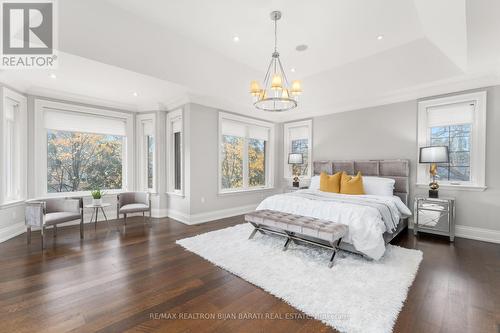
[84,203,112,231]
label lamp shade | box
[288,153,303,164]
[419,146,449,163]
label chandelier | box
[250,11,302,112]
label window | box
[34,100,133,196]
[283,120,312,179]
[137,114,156,191]
[47,130,123,192]
[167,109,183,194]
[219,113,274,193]
[1,88,27,204]
[417,92,486,189]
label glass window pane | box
[174,132,181,190]
[449,152,470,167]
[449,124,471,135]
[248,139,266,187]
[147,135,154,189]
[47,130,123,193]
[449,167,470,181]
[430,126,449,138]
[450,136,470,152]
[291,138,309,176]
[221,135,243,189]
[430,137,448,147]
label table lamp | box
[288,153,303,187]
[419,146,449,198]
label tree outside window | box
[47,130,123,192]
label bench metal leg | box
[328,238,343,268]
[27,227,31,244]
[283,237,292,251]
[248,228,258,240]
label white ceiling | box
[1,0,500,121]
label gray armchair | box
[25,197,84,249]
[117,192,151,226]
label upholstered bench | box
[245,210,348,267]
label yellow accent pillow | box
[319,171,342,193]
[340,172,365,195]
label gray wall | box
[312,85,500,231]
[188,103,282,215]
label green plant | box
[91,189,104,199]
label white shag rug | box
[176,223,422,333]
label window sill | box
[416,183,487,192]
[167,191,185,198]
[218,187,275,196]
[0,200,26,209]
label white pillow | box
[362,176,395,197]
[309,175,320,190]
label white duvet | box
[256,189,412,260]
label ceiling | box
[1,0,500,121]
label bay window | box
[417,92,486,189]
[283,120,312,179]
[0,88,27,205]
[34,100,133,196]
[219,113,274,193]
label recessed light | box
[233,36,240,42]
[132,92,138,97]
[377,35,384,40]
[296,44,308,52]
[49,73,57,79]
[290,68,296,73]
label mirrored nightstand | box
[414,196,455,241]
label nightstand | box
[414,196,455,241]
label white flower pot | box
[92,198,102,206]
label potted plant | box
[91,189,104,206]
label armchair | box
[117,192,151,226]
[25,197,84,249]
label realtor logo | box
[1,0,57,68]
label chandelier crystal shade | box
[250,11,302,112]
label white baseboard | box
[410,223,500,244]
[455,225,500,244]
[151,208,168,218]
[167,204,257,225]
[0,221,26,243]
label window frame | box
[166,109,184,196]
[0,87,28,206]
[136,113,156,193]
[34,99,134,197]
[218,112,275,194]
[283,119,313,180]
[417,91,487,190]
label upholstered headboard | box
[313,160,410,205]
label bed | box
[256,159,411,260]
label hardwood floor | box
[0,216,498,333]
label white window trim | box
[417,91,487,190]
[0,87,27,206]
[33,99,134,197]
[283,119,313,180]
[166,108,184,196]
[136,113,156,193]
[218,112,275,194]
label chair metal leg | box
[27,227,31,244]
[80,218,84,239]
[124,214,127,226]
[53,225,57,238]
[41,226,45,250]
[143,211,146,224]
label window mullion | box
[243,136,249,189]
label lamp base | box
[429,189,439,198]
